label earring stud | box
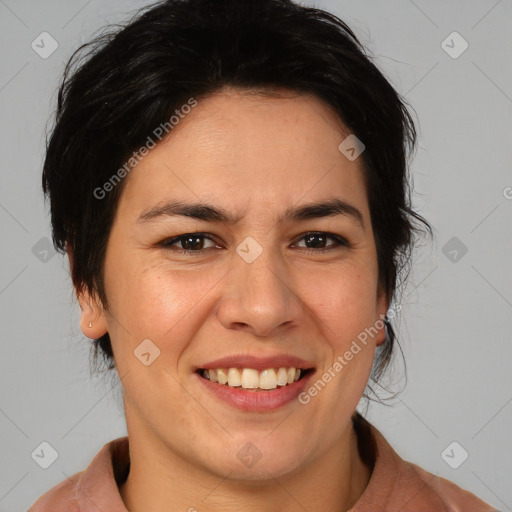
[88,321,93,328]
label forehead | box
[117,89,369,222]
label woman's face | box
[84,88,389,479]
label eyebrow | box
[137,198,364,228]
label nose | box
[216,244,304,338]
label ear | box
[66,245,108,339]
[374,284,391,347]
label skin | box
[75,87,389,512]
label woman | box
[29,0,496,510]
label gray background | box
[0,0,511,510]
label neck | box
[119,418,371,512]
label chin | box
[205,433,310,482]
[214,456,305,483]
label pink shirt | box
[29,418,496,511]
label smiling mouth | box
[197,367,314,391]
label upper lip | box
[198,354,315,371]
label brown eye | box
[294,232,349,252]
[162,233,218,253]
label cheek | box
[299,259,381,407]
[103,258,223,358]
[300,268,379,415]
[301,260,380,342]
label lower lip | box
[196,371,315,412]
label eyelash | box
[160,231,349,255]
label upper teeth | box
[202,367,302,390]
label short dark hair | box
[42,0,431,392]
